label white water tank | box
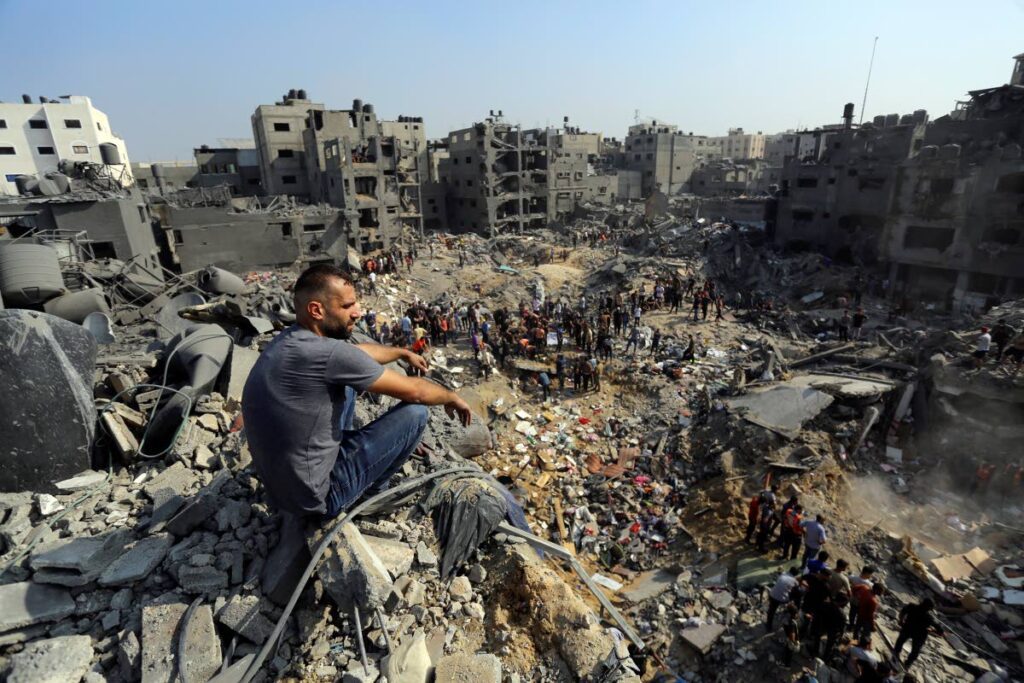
[0,242,65,307]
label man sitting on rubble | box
[242,264,472,520]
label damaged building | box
[441,113,630,236]
[772,54,1024,309]
[623,121,719,196]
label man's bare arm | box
[356,343,411,365]
[357,343,429,373]
[367,368,472,425]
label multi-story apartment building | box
[0,95,133,195]
[709,127,767,160]
[251,89,324,198]
[622,121,717,196]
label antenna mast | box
[859,36,879,125]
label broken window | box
[304,223,325,233]
[273,122,291,132]
[29,120,47,129]
[279,222,293,237]
[903,225,955,250]
[929,177,954,195]
[282,175,297,184]
[984,226,1022,245]
[0,146,16,155]
[137,205,146,222]
[91,241,117,259]
[172,230,184,245]
[137,178,149,188]
[0,119,6,128]
[37,146,55,155]
[64,119,82,129]
[278,149,294,158]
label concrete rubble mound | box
[1,203,1023,683]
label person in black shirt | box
[892,598,943,670]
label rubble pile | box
[2,211,1023,683]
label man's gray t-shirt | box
[242,326,384,515]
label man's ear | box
[307,299,325,320]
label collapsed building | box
[773,54,1024,309]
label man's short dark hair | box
[294,264,352,305]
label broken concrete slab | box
[141,462,198,500]
[165,493,219,536]
[216,594,276,643]
[736,556,793,590]
[434,653,502,683]
[29,529,131,586]
[364,534,415,578]
[316,522,393,610]
[4,634,93,683]
[177,565,228,594]
[142,603,187,683]
[620,568,676,603]
[180,604,222,683]
[99,533,173,586]
[54,470,107,492]
[727,383,834,439]
[0,582,76,632]
[680,623,727,655]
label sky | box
[1,0,1021,161]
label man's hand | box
[404,350,429,374]
[445,395,473,427]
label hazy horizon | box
[1,0,1021,162]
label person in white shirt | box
[974,326,992,368]
[766,567,800,629]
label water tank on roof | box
[873,115,886,127]
[21,94,32,104]
[152,163,165,178]
[43,172,71,194]
[912,110,928,124]
[918,145,939,159]
[99,143,122,165]
[353,99,363,112]
[884,114,899,127]
[363,103,374,114]
[0,242,66,307]
[297,89,307,99]
[900,114,913,125]
[288,89,297,100]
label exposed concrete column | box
[952,269,970,312]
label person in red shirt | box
[851,581,885,641]
[744,494,760,543]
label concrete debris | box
[0,582,76,632]
[2,166,1023,683]
[434,653,502,683]
[3,634,93,683]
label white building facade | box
[0,95,133,195]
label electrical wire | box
[239,466,482,683]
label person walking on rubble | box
[851,307,866,341]
[625,326,641,356]
[973,326,992,369]
[838,310,851,341]
[852,581,885,642]
[766,567,800,630]
[555,354,567,393]
[242,264,472,520]
[650,328,662,357]
[780,503,803,560]
[891,598,943,671]
[537,370,552,402]
[801,514,828,567]
[745,491,761,543]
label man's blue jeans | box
[324,387,429,518]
